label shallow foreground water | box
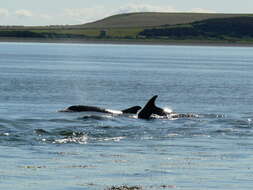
[0,42,253,190]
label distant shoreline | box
[1,37,253,47]
[1,12,253,48]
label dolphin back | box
[64,105,107,113]
[121,106,142,114]
[61,105,141,114]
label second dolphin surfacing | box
[60,105,142,115]
[138,95,197,119]
[138,95,167,119]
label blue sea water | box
[0,42,253,190]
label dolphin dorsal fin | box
[138,95,158,119]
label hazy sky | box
[1,0,253,26]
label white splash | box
[163,107,173,114]
[248,119,252,126]
[102,136,125,142]
[167,133,179,137]
[53,135,88,144]
[105,109,123,115]
[131,115,138,119]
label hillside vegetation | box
[80,12,251,28]
[139,17,253,41]
[1,12,253,44]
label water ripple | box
[0,112,253,146]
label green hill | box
[80,12,252,28]
[139,17,253,40]
[1,12,253,44]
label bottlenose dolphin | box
[61,105,142,114]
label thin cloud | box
[191,8,216,13]
[0,6,218,26]
[63,5,217,25]
[15,9,33,17]
[115,4,176,14]
[64,7,111,23]
[0,8,9,17]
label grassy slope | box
[138,17,253,42]
[1,12,253,43]
[80,12,251,28]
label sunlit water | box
[0,42,253,190]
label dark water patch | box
[48,118,81,123]
[15,118,46,123]
[144,169,177,176]
[32,122,137,145]
[34,128,49,135]
[0,121,39,145]
[99,125,127,131]
[0,118,14,124]
[219,152,249,160]
[50,128,86,137]
[212,128,235,135]
[229,119,252,129]
[211,128,253,138]
[0,134,35,146]
[236,142,253,147]
[34,128,87,137]
[33,127,90,144]
[0,118,28,129]
[108,172,152,179]
[99,153,126,159]
[15,118,81,125]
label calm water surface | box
[0,42,253,190]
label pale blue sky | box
[1,0,253,26]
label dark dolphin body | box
[61,105,142,114]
